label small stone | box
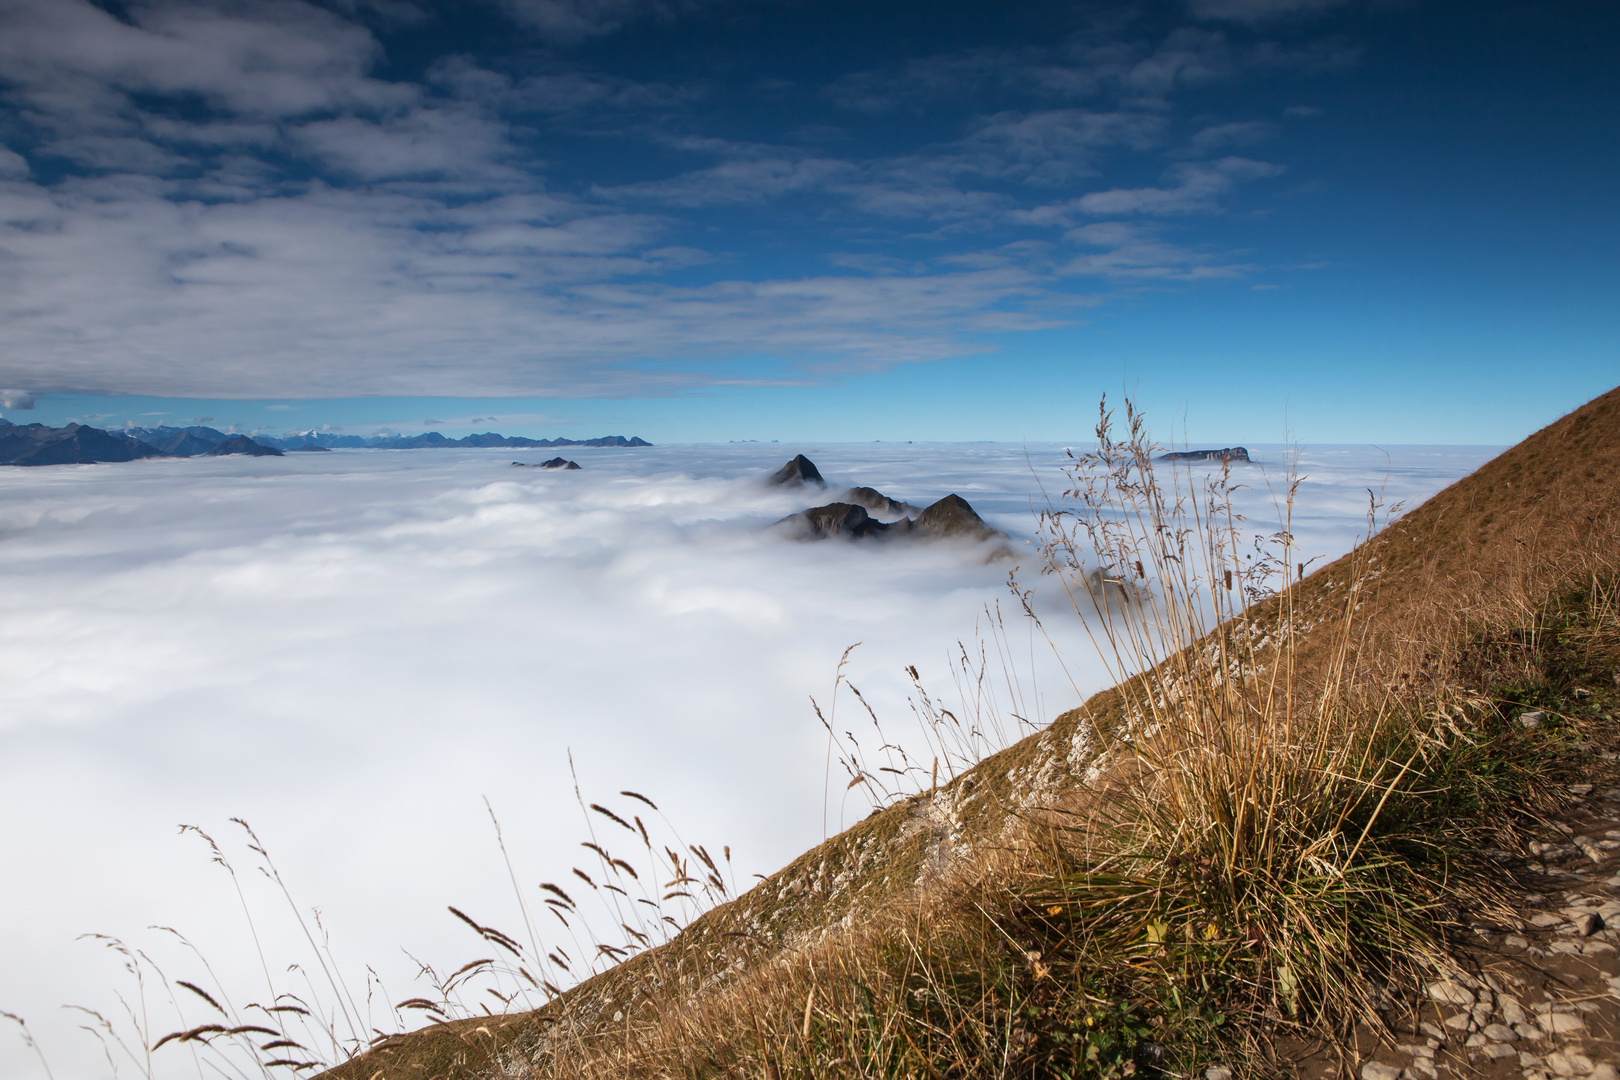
[1579,911,1606,935]
[1521,1052,1544,1066]
[1420,1021,1448,1041]
[1443,1012,1471,1031]
[1464,1033,1486,1047]
[1539,1012,1584,1034]
[1569,783,1595,795]
[1427,980,1475,1006]
[1506,934,1531,949]
[1590,1066,1619,1080]
[1543,1051,1591,1077]
[1361,1063,1402,1080]
[1514,1022,1543,1040]
[1483,1022,1519,1042]
[1520,710,1545,728]
[1205,1068,1232,1080]
[1575,838,1607,864]
[1485,1043,1518,1061]
[1405,1061,1437,1080]
[1499,995,1528,1025]
[1471,1002,1493,1026]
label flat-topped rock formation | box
[1157,446,1250,463]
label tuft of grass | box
[1014,398,1548,1046]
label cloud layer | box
[0,440,1493,1077]
[0,0,1349,400]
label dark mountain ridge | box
[259,431,653,450]
[0,422,174,466]
[1,422,283,465]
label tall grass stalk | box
[1030,397,1467,1033]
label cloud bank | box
[0,441,1493,1077]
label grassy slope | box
[328,385,1620,1080]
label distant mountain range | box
[0,421,179,466]
[0,418,652,466]
[253,430,652,450]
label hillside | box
[325,386,1620,1080]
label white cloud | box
[290,106,523,181]
[1081,157,1282,215]
[1186,119,1278,155]
[37,132,191,173]
[0,173,1074,397]
[0,147,29,178]
[0,442,1495,1080]
[0,389,35,409]
[599,154,858,207]
[1029,156,1286,219]
[1059,221,1256,280]
[0,0,412,124]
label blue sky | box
[0,0,1613,444]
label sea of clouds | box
[0,441,1496,1079]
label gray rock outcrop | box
[768,454,825,486]
[840,486,919,519]
[776,494,1008,549]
